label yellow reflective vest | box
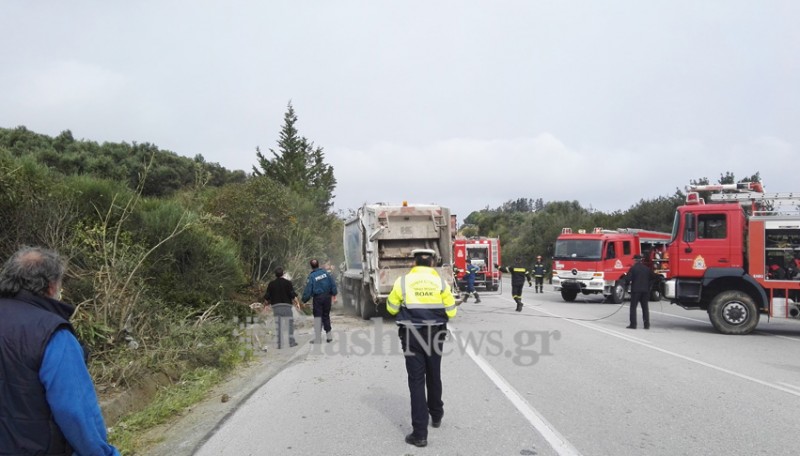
[387,266,456,325]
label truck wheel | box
[606,282,625,304]
[360,288,376,320]
[561,289,578,302]
[650,287,662,302]
[708,290,759,335]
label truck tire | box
[708,290,759,335]
[360,287,376,320]
[607,281,625,304]
[650,287,662,302]
[561,289,578,302]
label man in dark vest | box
[623,254,658,329]
[0,246,120,455]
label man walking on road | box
[496,259,532,311]
[386,249,457,448]
[263,267,301,348]
[302,259,338,343]
[623,254,658,329]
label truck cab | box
[552,228,670,303]
[664,184,800,334]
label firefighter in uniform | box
[386,249,457,448]
[532,255,548,293]
[460,258,481,303]
[496,259,532,311]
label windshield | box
[553,239,602,260]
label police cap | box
[411,248,436,258]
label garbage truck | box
[342,201,458,319]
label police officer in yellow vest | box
[387,248,457,448]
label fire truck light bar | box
[686,192,704,205]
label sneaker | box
[405,433,427,447]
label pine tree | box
[253,102,337,212]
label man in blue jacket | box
[0,246,120,455]
[302,259,338,343]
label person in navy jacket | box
[0,246,120,455]
[302,259,338,343]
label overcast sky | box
[2,1,798,221]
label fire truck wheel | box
[560,289,578,302]
[650,287,662,302]
[607,282,625,304]
[708,290,759,335]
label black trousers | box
[312,294,332,337]
[511,283,524,301]
[399,325,446,439]
[534,277,544,288]
[629,291,650,326]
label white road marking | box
[448,322,583,456]
[777,382,800,393]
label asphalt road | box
[181,278,800,456]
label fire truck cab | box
[552,227,671,303]
[453,237,501,291]
[663,183,800,334]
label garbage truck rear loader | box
[342,202,458,320]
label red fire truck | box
[453,237,501,291]
[664,182,800,335]
[552,227,671,303]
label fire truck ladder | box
[709,192,800,202]
[708,191,800,216]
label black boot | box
[515,299,523,312]
[474,293,481,303]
